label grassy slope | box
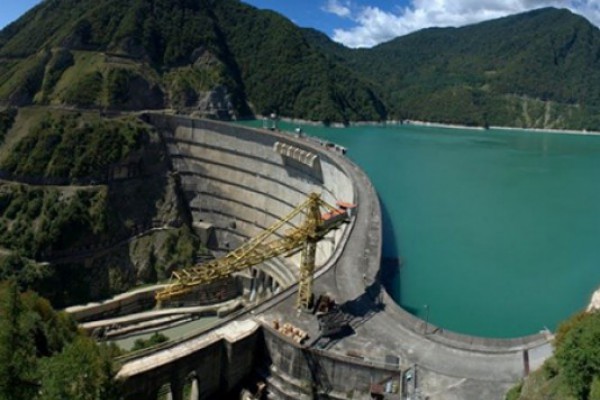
[508,311,600,400]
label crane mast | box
[155,193,347,310]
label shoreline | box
[489,125,600,136]
[408,120,600,136]
[252,114,600,137]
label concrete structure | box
[117,320,261,400]
[66,279,240,323]
[148,115,352,292]
[112,115,553,400]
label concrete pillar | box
[266,276,273,295]
[257,271,265,295]
[249,269,257,302]
[189,377,200,400]
[168,378,184,400]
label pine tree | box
[0,281,40,400]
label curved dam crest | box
[241,120,600,338]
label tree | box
[131,332,169,351]
[0,281,40,400]
[39,338,119,400]
[591,377,600,400]
[555,312,600,399]
[0,282,122,400]
[0,254,52,293]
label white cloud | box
[322,0,352,18]
[329,0,600,48]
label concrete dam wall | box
[148,115,354,288]
[112,115,371,400]
[117,115,553,400]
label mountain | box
[0,0,386,123]
[309,7,600,129]
[2,3,600,128]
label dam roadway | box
[113,114,553,400]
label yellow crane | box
[155,193,348,310]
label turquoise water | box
[239,121,600,338]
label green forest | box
[0,282,121,400]
[2,2,600,127]
[0,0,386,123]
[334,8,600,130]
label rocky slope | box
[0,108,202,307]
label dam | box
[75,115,554,400]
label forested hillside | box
[307,7,600,129]
[0,0,386,123]
[2,1,600,128]
[0,109,201,307]
[0,281,121,399]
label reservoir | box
[239,120,600,338]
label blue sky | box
[2,0,599,48]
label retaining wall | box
[260,324,401,399]
[66,278,240,323]
[117,320,261,400]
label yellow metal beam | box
[155,193,345,310]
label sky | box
[1,0,600,48]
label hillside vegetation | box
[3,2,600,128]
[333,8,600,129]
[0,281,121,400]
[1,112,145,181]
[0,108,17,143]
[0,109,203,307]
[507,311,600,400]
[0,0,386,123]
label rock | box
[196,85,234,119]
[191,46,220,67]
[587,288,600,312]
